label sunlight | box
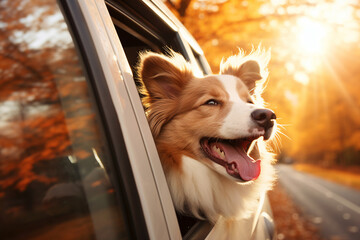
[294,71,309,85]
[296,17,328,56]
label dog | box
[138,49,277,239]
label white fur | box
[140,51,276,239]
[217,75,256,139]
[166,155,276,225]
[163,75,276,237]
[206,216,253,240]
[216,75,242,102]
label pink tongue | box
[219,142,261,181]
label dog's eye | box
[204,99,219,106]
[247,99,254,104]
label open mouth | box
[200,136,263,182]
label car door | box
[0,0,274,239]
[0,0,177,239]
[0,0,148,239]
[60,0,216,238]
[96,1,275,239]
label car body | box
[0,0,275,239]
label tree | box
[0,0,102,196]
[166,0,360,166]
[166,0,192,17]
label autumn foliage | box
[166,0,360,167]
[0,0,101,197]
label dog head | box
[138,50,276,183]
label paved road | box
[276,164,360,240]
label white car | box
[0,0,275,239]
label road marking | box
[291,170,360,215]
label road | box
[276,164,360,240]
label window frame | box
[58,0,150,239]
[58,0,215,239]
[103,0,215,238]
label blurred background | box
[0,0,359,239]
[164,0,360,239]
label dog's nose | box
[251,109,276,130]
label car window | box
[105,1,212,238]
[0,1,130,239]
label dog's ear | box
[220,59,262,92]
[220,50,269,94]
[138,51,193,104]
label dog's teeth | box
[219,150,225,159]
[212,145,218,153]
[212,145,216,150]
[212,145,220,153]
[212,145,226,160]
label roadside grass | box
[268,182,323,240]
[293,164,360,190]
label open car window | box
[105,0,213,238]
[105,0,206,76]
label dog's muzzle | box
[251,109,276,140]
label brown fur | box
[137,49,277,235]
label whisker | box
[272,134,282,152]
[276,130,292,141]
[276,124,291,129]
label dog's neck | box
[165,155,273,223]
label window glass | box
[0,1,130,239]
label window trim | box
[106,0,168,47]
[58,0,148,239]
[102,0,215,238]
[95,1,182,239]
[59,0,216,239]
[102,1,216,238]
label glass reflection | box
[0,1,129,239]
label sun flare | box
[296,18,329,56]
